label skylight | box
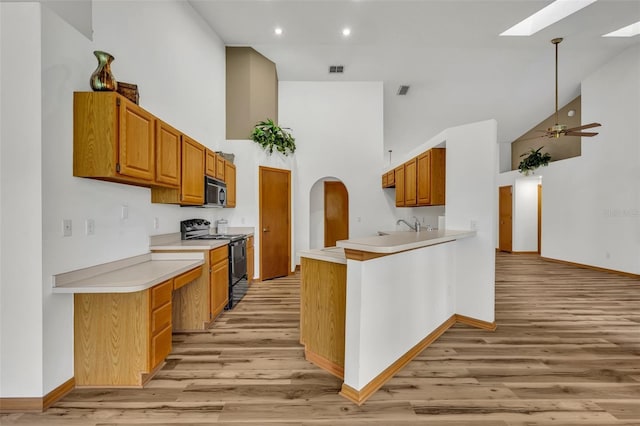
[602,21,640,37]
[500,0,598,36]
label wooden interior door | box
[259,166,291,280]
[498,185,513,252]
[324,181,349,247]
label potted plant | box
[518,146,551,176]
[251,119,296,156]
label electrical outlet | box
[62,219,72,237]
[153,217,159,230]
[85,219,95,235]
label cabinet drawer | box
[151,325,172,368]
[210,245,228,264]
[173,266,202,290]
[151,301,172,335]
[151,279,172,310]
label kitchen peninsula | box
[300,229,495,405]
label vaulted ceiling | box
[189,0,640,156]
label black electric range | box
[180,219,248,309]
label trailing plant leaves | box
[518,146,551,176]
[250,118,296,156]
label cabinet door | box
[151,325,172,369]
[155,120,181,187]
[118,99,155,181]
[180,136,205,205]
[225,162,236,208]
[417,151,431,205]
[430,148,446,205]
[205,149,217,178]
[210,246,229,318]
[405,158,417,206]
[215,155,225,181]
[395,165,405,207]
[387,170,395,187]
[382,173,388,188]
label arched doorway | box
[309,178,349,248]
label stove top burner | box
[180,219,246,242]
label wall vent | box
[397,85,410,95]
[329,65,344,73]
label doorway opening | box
[309,178,349,249]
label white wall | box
[0,2,44,398]
[513,177,540,252]
[1,1,226,398]
[279,82,398,264]
[542,45,640,274]
[444,120,497,323]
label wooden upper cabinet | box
[226,47,278,140]
[382,173,388,189]
[151,136,205,205]
[387,170,395,187]
[180,136,205,205]
[404,158,417,206]
[74,92,155,186]
[215,155,225,181]
[155,120,181,188]
[417,148,446,206]
[386,148,445,208]
[205,149,217,178]
[225,161,236,208]
[118,100,155,181]
[395,165,405,207]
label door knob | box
[263,228,270,232]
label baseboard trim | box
[455,314,497,331]
[541,256,640,279]
[339,314,457,405]
[511,251,539,255]
[304,348,344,379]
[0,377,75,413]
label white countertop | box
[298,247,347,264]
[336,229,476,254]
[52,252,205,294]
[150,239,229,251]
[299,229,475,263]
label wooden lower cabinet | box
[210,245,230,318]
[247,235,254,284]
[300,258,347,379]
[74,267,202,387]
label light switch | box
[63,219,72,237]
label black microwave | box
[204,176,226,208]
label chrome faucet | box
[397,217,420,232]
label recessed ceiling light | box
[342,28,351,37]
[274,27,283,35]
[602,20,640,37]
[500,0,597,36]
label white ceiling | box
[189,0,640,155]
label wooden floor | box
[3,253,639,425]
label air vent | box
[397,85,410,95]
[329,65,344,73]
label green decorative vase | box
[90,51,117,91]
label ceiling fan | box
[524,38,601,141]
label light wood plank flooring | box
[3,253,639,425]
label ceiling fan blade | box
[564,122,601,132]
[564,131,599,137]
